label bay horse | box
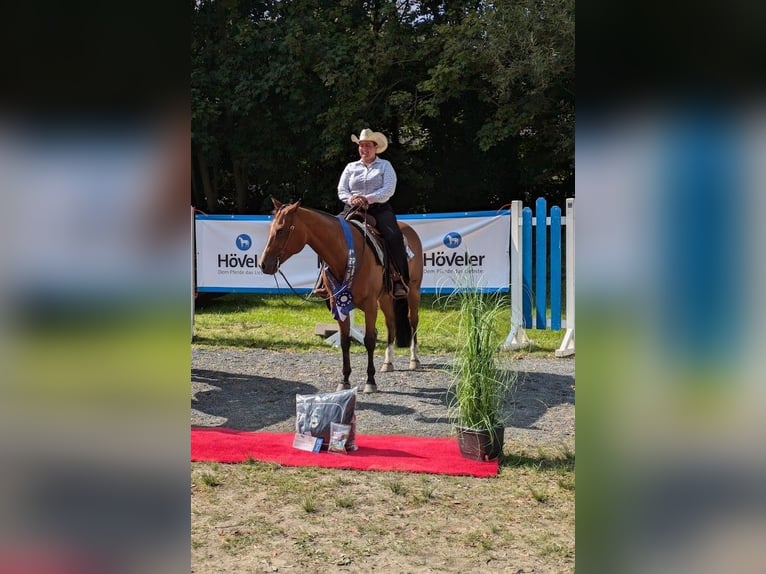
[259,199,423,393]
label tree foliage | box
[191,0,574,214]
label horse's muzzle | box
[259,257,279,275]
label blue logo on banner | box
[443,232,462,249]
[235,234,252,251]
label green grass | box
[502,447,575,472]
[192,459,575,571]
[193,293,564,357]
[301,494,317,513]
[334,495,355,509]
[197,472,223,488]
[529,487,550,503]
[385,478,407,496]
[418,483,436,501]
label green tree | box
[191,0,574,214]
[417,0,574,207]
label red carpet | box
[191,427,499,478]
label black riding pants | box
[341,201,409,283]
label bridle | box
[268,205,296,271]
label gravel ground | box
[192,347,575,451]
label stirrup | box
[392,280,408,299]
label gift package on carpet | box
[294,387,358,452]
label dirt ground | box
[191,349,575,573]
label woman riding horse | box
[337,128,409,299]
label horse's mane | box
[302,205,340,223]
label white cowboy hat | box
[351,128,388,154]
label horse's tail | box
[394,298,412,348]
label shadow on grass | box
[501,448,575,471]
[192,335,332,353]
[194,293,274,311]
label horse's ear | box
[271,197,282,210]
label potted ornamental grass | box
[445,282,516,461]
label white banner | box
[195,210,510,293]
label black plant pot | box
[456,425,505,461]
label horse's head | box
[259,198,303,274]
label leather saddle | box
[345,209,377,229]
[343,211,406,297]
[343,210,384,264]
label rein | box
[273,269,325,305]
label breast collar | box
[322,216,357,322]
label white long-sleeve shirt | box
[337,157,397,205]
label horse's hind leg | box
[379,297,396,372]
[382,343,395,372]
[407,288,421,370]
[409,332,420,370]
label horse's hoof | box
[363,383,378,394]
[381,362,393,372]
[409,360,420,370]
[336,382,351,391]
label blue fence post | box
[505,196,575,353]
[550,206,562,330]
[522,207,533,328]
[535,197,547,329]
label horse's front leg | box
[362,309,378,393]
[336,318,352,391]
